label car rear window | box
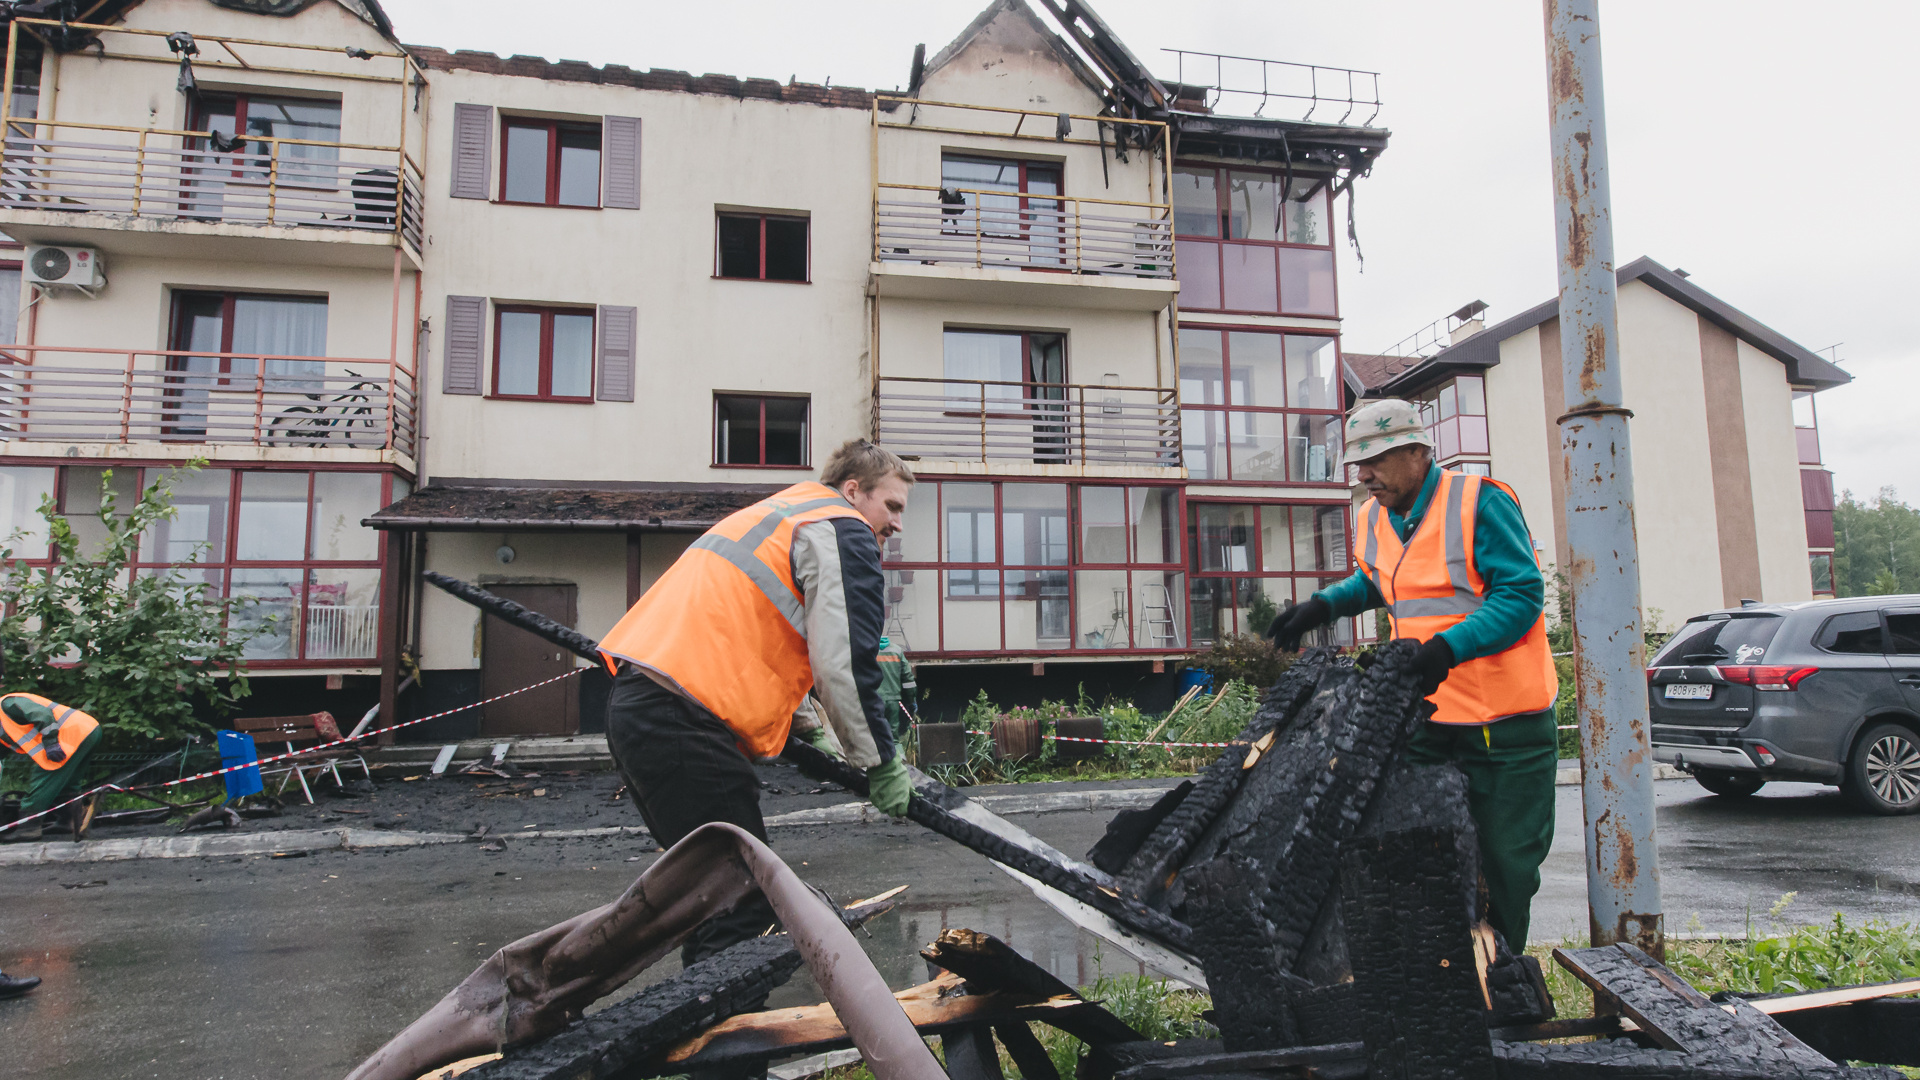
[1653,614,1782,666]
[1817,610,1885,654]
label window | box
[1172,164,1334,314]
[716,213,809,281]
[191,92,342,162]
[1180,329,1341,482]
[939,155,1065,263]
[1186,501,1354,647]
[1887,612,1920,654]
[1654,614,1783,665]
[1793,390,1821,466]
[167,291,328,434]
[714,394,809,467]
[492,306,594,401]
[1814,611,1882,655]
[881,482,1184,653]
[501,118,601,207]
[1811,552,1835,596]
[0,465,389,664]
[1413,375,1491,470]
[0,254,20,345]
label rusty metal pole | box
[1543,0,1664,958]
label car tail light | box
[1753,744,1777,766]
[1717,665,1819,691]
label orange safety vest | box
[1356,470,1558,726]
[598,481,872,758]
[0,693,100,771]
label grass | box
[816,901,1920,1079]
[911,680,1266,787]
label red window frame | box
[498,117,602,208]
[1185,497,1358,645]
[880,479,1187,657]
[711,392,812,468]
[489,305,596,403]
[0,462,394,668]
[1179,326,1345,485]
[939,154,1065,243]
[1173,162,1337,316]
[714,213,811,283]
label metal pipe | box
[1543,0,1663,958]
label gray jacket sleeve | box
[791,518,896,769]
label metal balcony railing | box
[0,123,424,251]
[0,346,416,457]
[874,184,1172,279]
[1164,49,1384,127]
[875,376,1181,468]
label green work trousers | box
[1403,707,1558,948]
[19,725,102,816]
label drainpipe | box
[1543,0,1664,958]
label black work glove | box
[1406,635,1458,697]
[1267,597,1332,651]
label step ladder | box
[1138,582,1182,649]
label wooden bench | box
[228,711,370,803]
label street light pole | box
[1543,0,1665,958]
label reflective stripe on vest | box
[685,495,851,637]
[0,693,99,771]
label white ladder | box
[1139,583,1182,648]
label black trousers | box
[606,670,780,969]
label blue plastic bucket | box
[215,730,263,801]
[1176,667,1213,696]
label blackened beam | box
[469,893,904,1080]
[422,574,1195,951]
[1030,0,1166,116]
[1112,1041,1366,1080]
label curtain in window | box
[233,296,327,390]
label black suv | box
[1647,596,1920,814]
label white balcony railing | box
[0,346,416,457]
[0,123,424,251]
[875,184,1172,279]
[876,376,1181,468]
[304,604,380,661]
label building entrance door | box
[480,583,580,736]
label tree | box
[1832,487,1920,597]
[0,464,257,744]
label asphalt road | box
[2,777,1917,1080]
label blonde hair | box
[821,439,915,492]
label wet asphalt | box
[2,777,1917,1079]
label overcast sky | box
[380,0,1918,503]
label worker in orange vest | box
[1269,398,1558,948]
[0,682,103,844]
[598,439,915,968]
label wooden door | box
[480,583,579,736]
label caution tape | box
[913,724,1239,751]
[0,667,586,836]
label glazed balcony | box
[0,345,415,466]
[874,376,1181,476]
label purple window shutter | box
[600,115,641,209]
[450,103,493,200]
[443,295,486,395]
[596,304,636,402]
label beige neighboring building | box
[0,0,1392,736]
[1345,257,1848,630]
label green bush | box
[1189,633,1292,691]
[0,464,258,745]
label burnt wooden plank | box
[1340,826,1495,1080]
[993,1022,1060,1080]
[1110,1040,1365,1080]
[922,928,1145,1049]
[942,1025,1005,1080]
[1553,944,1831,1067]
[1771,997,1920,1067]
[1493,1038,1902,1080]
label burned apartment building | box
[0,0,1390,737]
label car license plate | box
[1663,683,1713,701]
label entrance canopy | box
[364,481,783,532]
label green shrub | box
[1189,633,1292,690]
[0,464,257,745]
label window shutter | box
[443,295,486,395]
[596,304,636,402]
[450,103,493,200]
[600,115,641,210]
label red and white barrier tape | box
[0,667,585,836]
[912,724,1238,751]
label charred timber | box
[423,571,604,662]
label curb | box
[0,785,1181,866]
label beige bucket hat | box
[1343,398,1434,464]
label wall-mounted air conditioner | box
[25,245,106,294]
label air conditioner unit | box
[25,245,106,293]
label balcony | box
[875,376,1181,475]
[0,125,423,266]
[0,345,415,465]
[871,185,1178,312]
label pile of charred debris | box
[349,588,1920,1080]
